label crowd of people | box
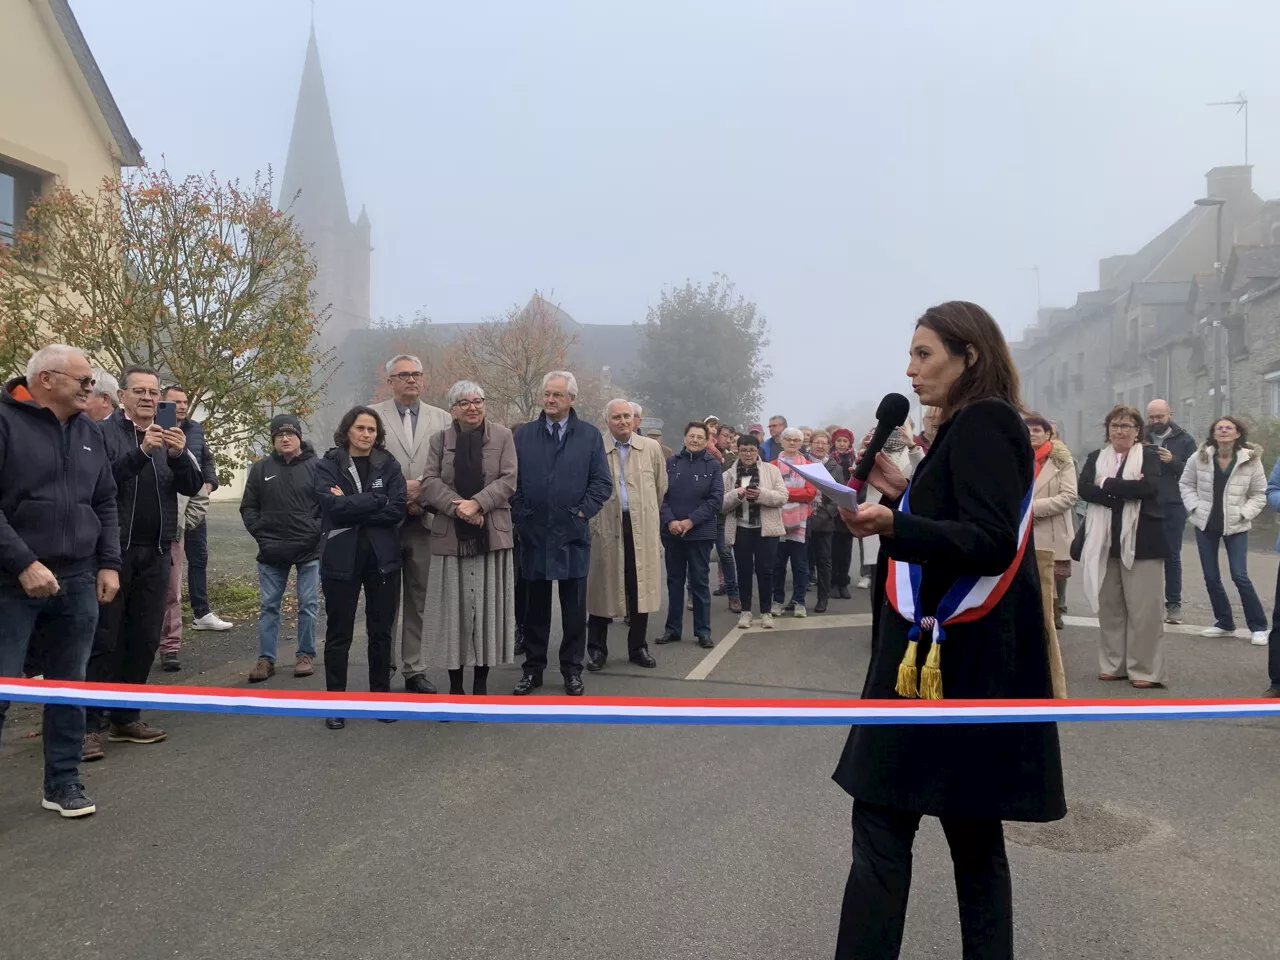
[2,338,1280,829]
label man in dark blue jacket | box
[1145,400,1198,624]
[163,385,230,639]
[0,345,120,818]
[84,365,204,757]
[510,372,612,696]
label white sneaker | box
[1200,626,1231,637]
[192,612,233,632]
[760,613,775,629]
[793,604,807,618]
[736,611,753,630]
[857,576,871,590]
[1251,631,1270,646]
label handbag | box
[1069,519,1086,562]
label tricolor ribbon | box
[3,679,1279,725]
[887,479,1036,699]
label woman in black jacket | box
[314,406,407,729]
[1077,405,1170,688]
[836,302,1065,960]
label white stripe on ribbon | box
[4,681,1280,725]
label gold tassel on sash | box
[895,639,919,698]
[919,639,943,700]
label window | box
[1075,410,1083,450]
[0,159,43,245]
[1267,372,1280,417]
[1142,384,1154,408]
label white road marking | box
[684,614,873,681]
[1063,614,1260,640]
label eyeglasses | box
[47,370,95,390]
[1108,422,1138,430]
[453,398,485,409]
[389,371,424,381]
[128,387,161,398]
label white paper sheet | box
[781,460,859,511]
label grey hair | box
[770,414,788,427]
[630,402,643,417]
[809,428,830,443]
[542,370,578,399]
[26,344,85,382]
[445,380,485,408]
[604,398,633,420]
[92,368,120,405]
[384,354,423,375]
[781,427,804,441]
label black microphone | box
[847,393,912,492]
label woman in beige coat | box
[420,381,518,695]
[722,434,790,629]
[1027,415,1077,630]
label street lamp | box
[1195,197,1228,418]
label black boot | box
[448,668,465,695]
[814,593,829,614]
[472,666,489,696]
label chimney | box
[1205,165,1252,203]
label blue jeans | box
[663,537,712,639]
[773,539,810,607]
[1161,503,1187,608]
[186,519,210,618]
[715,517,739,599]
[257,560,319,661]
[0,572,99,791]
[1195,528,1268,632]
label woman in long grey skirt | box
[420,381,518,694]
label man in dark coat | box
[1145,399,1197,623]
[240,415,323,683]
[162,386,230,636]
[0,346,120,818]
[510,372,612,696]
[85,365,204,757]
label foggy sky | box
[74,0,1280,428]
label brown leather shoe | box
[1262,688,1280,698]
[728,598,742,614]
[81,731,105,762]
[248,657,275,683]
[107,720,166,744]
[294,654,314,678]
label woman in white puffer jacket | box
[1179,415,1269,643]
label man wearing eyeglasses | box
[0,345,120,817]
[369,354,450,694]
[83,364,203,760]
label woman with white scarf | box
[1077,404,1170,688]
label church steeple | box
[280,23,349,229]
[278,21,370,351]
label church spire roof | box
[279,23,349,229]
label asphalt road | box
[2,576,1278,960]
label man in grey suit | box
[369,354,451,694]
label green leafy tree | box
[0,167,335,482]
[633,274,770,432]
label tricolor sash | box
[886,480,1035,699]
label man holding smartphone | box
[83,365,204,760]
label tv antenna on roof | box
[1207,92,1248,165]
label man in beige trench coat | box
[586,399,668,670]
[369,354,451,694]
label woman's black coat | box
[1077,446,1169,560]
[314,446,407,580]
[833,399,1067,823]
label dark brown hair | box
[1103,404,1144,443]
[683,420,709,440]
[333,405,387,450]
[1205,415,1249,452]
[916,301,1022,421]
[120,364,160,390]
[1023,412,1053,434]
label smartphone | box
[155,401,178,430]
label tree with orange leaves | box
[0,167,335,481]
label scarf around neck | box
[734,460,761,525]
[452,421,489,557]
[1033,440,1052,475]
[1081,444,1142,612]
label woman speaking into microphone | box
[834,302,1065,960]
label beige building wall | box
[0,1,127,196]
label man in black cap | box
[240,415,323,682]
